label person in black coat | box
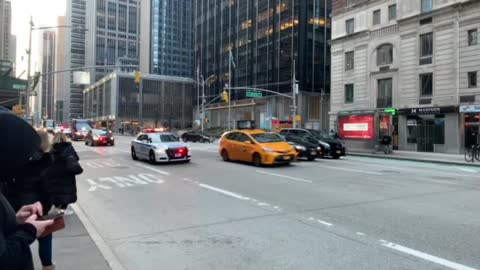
[4,129,56,269]
[0,112,54,270]
[44,132,83,209]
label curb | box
[348,152,480,167]
[71,204,126,270]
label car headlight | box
[317,147,321,151]
[295,145,306,151]
[93,136,98,140]
[262,147,274,153]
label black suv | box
[281,133,321,161]
[279,128,346,159]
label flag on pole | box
[229,50,236,69]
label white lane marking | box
[314,164,383,175]
[256,170,313,183]
[381,241,477,270]
[308,217,315,221]
[257,202,270,206]
[135,164,170,175]
[458,167,477,173]
[197,183,250,200]
[356,232,365,236]
[86,179,112,191]
[316,219,333,226]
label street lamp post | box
[23,17,88,120]
[196,75,216,132]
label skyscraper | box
[0,0,12,61]
[195,0,331,128]
[65,0,87,120]
[140,0,194,78]
[38,31,56,120]
[85,0,140,82]
[65,0,140,121]
[55,16,66,122]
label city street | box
[72,135,480,270]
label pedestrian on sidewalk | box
[0,112,54,270]
[44,132,83,211]
[3,129,57,270]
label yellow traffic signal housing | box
[222,90,229,102]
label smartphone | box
[38,212,64,221]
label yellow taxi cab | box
[219,129,297,166]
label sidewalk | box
[32,211,110,270]
[348,149,480,167]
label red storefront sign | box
[338,115,374,140]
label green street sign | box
[384,108,396,115]
[13,84,26,90]
[246,91,262,98]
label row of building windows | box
[345,0,436,35]
[344,71,478,105]
[345,26,478,72]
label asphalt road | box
[72,135,480,270]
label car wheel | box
[332,154,340,159]
[185,159,191,163]
[183,137,188,142]
[111,142,115,146]
[85,141,88,145]
[149,150,157,164]
[221,150,229,162]
[307,157,315,161]
[253,153,262,167]
[131,147,138,160]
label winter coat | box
[4,151,54,213]
[0,193,37,270]
[43,142,83,207]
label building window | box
[377,78,392,108]
[468,29,477,46]
[419,33,433,65]
[345,84,354,103]
[388,4,397,21]
[345,51,354,70]
[346,0,354,6]
[421,0,432,13]
[468,72,477,88]
[346,19,354,34]
[420,73,433,97]
[377,44,393,66]
[373,10,381,25]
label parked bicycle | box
[464,144,480,162]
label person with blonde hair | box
[44,131,82,210]
[4,129,56,270]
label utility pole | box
[25,16,34,117]
[201,76,205,132]
[227,3,232,130]
[292,60,297,128]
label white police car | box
[131,132,191,163]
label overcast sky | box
[11,0,66,78]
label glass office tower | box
[195,0,331,101]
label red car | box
[85,129,115,146]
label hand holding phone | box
[38,211,64,221]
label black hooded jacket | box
[42,142,83,207]
[4,151,53,213]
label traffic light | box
[134,70,141,84]
[30,72,41,92]
[222,90,229,102]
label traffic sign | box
[246,91,262,98]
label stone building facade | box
[330,0,480,153]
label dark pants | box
[38,233,53,266]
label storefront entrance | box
[416,119,436,152]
